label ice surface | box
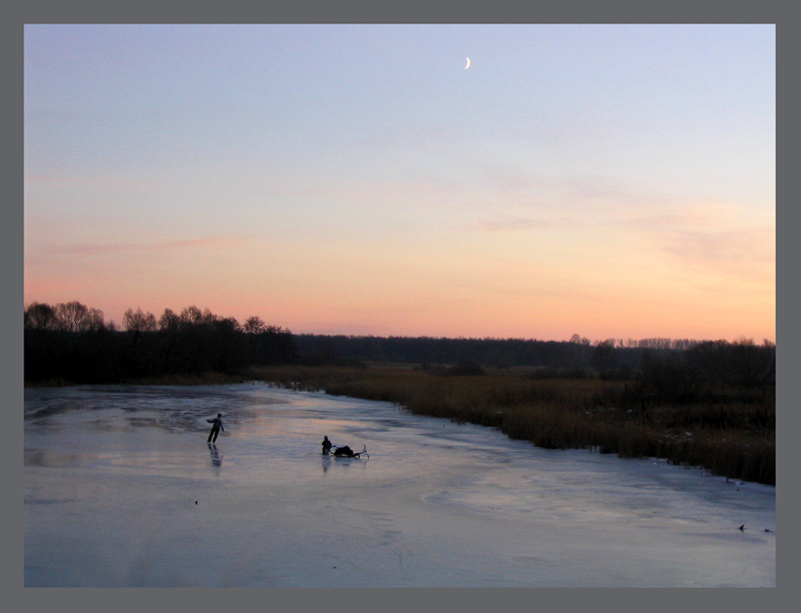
[24,383,775,587]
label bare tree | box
[179,305,216,327]
[54,301,105,332]
[123,308,157,333]
[243,316,266,335]
[158,308,180,331]
[570,333,591,345]
[24,302,57,330]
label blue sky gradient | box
[24,23,775,341]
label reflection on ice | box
[24,383,775,588]
[208,443,223,472]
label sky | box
[23,23,776,342]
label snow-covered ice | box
[23,382,775,587]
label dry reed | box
[249,365,774,485]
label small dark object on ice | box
[738,524,745,531]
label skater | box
[207,413,224,443]
[321,435,333,455]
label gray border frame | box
[4,1,795,611]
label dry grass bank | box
[248,365,775,486]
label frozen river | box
[23,382,775,588]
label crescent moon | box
[464,57,471,70]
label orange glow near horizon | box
[24,213,775,343]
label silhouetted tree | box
[24,302,58,330]
[123,308,157,333]
[592,340,618,378]
[54,301,105,332]
[158,308,180,331]
[243,316,266,334]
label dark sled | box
[329,444,369,458]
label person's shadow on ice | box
[208,442,223,472]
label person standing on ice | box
[321,436,333,455]
[207,413,224,443]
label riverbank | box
[246,365,775,486]
[24,364,775,486]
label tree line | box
[293,333,776,405]
[295,333,773,373]
[23,301,775,401]
[24,301,297,384]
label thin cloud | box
[46,236,249,256]
[471,218,553,232]
[661,227,775,278]
[25,173,168,188]
[621,202,775,282]
[355,121,464,150]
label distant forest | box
[24,301,775,395]
[24,301,296,384]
